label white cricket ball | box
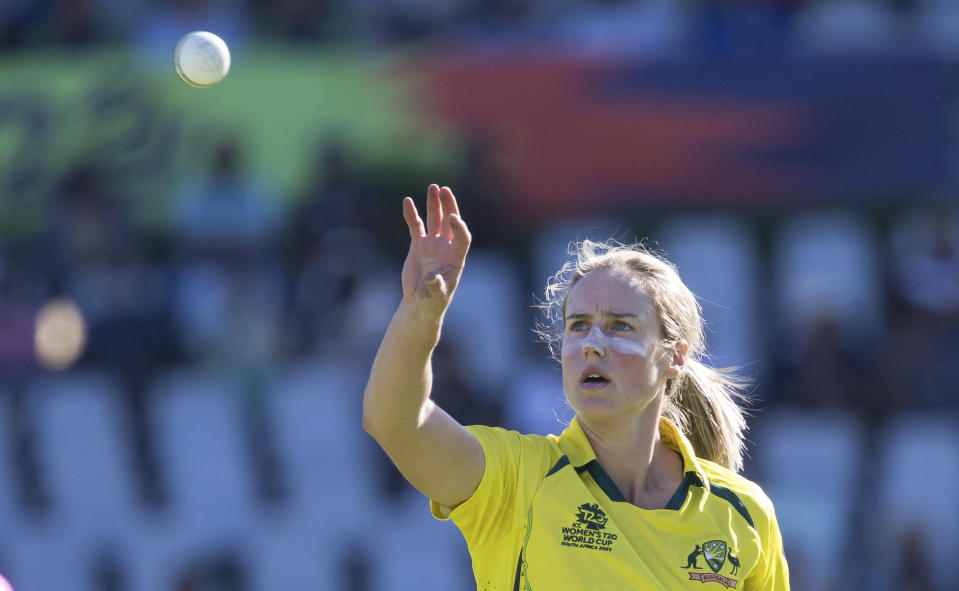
[174,31,231,87]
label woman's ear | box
[664,340,689,379]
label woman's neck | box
[578,403,684,510]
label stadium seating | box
[772,210,884,353]
[658,214,761,370]
[251,358,374,589]
[872,412,959,590]
[0,391,22,584]
[143,367,261,590]
[441,248,524,394]
[752,408,866,591]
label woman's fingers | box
[425,184,443,236]
[402,197,426,239]
[435,186,463,242]
[439,186,460,238]
[408,184,466,254]
[449,213,471,260]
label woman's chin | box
[568,395,622,419]
[568,390,659,424]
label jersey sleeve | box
[745,499,790,590]
[430,425,553,551]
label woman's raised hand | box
[401,184,471,320]
[365,184,484,510]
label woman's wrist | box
[395,299,444,350]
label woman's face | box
[561,268,680,422]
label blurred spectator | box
[771,211,885,365]
[0,251,45,377]
[361,0,465,43]
[173,551,249,591]
[90,545,126,591]
[254,0,344,43]
[429,339,503,428]
[0,3,17,47]
[0,0,130,48]
[340,540,374,591]
[5,386,49,514]
[892,528,936,591]
[51,0,103,47]
[287,137,373,248]
[888,205,959,316]
[284,226,392,356]
[881,205,959,409]
[502,357,568,436]
[447,132,515,249]
[173,135,281,258]
[473,0,540,28]
[134,0,251,63]
[769,313,871,410]
[44,162,173,510]
[171,257,285,364]
[170,134,284,364]
[48,162,173,375]
[282,137,389,356]
[0,1,47,48]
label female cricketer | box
[363,185,789,589]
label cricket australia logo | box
[682,540,740,588]
[559,503,618,552]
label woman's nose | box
[582,325,606,357]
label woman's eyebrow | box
[566,312,640,321]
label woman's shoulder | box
[697,459,777,522]
[466,424,560,442]
[465,424,564,465]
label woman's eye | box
[612,320,632,331]
[568,320,587,332]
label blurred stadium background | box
[1,1,959,590]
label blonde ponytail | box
[663,359,749,472]
[537,239,751,472]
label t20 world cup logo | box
[574,503,608,530]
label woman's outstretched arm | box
[363,184,484,508]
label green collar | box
[556,415,711,493]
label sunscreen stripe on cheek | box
[606,336,649,357]
[562,326,650,358]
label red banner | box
[409,49,953,218]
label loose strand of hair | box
[667,359,751,472]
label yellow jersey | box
[431,417,789,590]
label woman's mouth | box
[580,371,610,389]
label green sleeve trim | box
[708,483,755,528]
[545,456,570,478]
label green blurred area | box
[0,47,455,235]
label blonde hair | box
[536,239,750,472]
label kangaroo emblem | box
[682,545,703,569]
[728,553,740,575]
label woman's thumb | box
[425,273,448,298]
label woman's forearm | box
[362,300,444,443]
